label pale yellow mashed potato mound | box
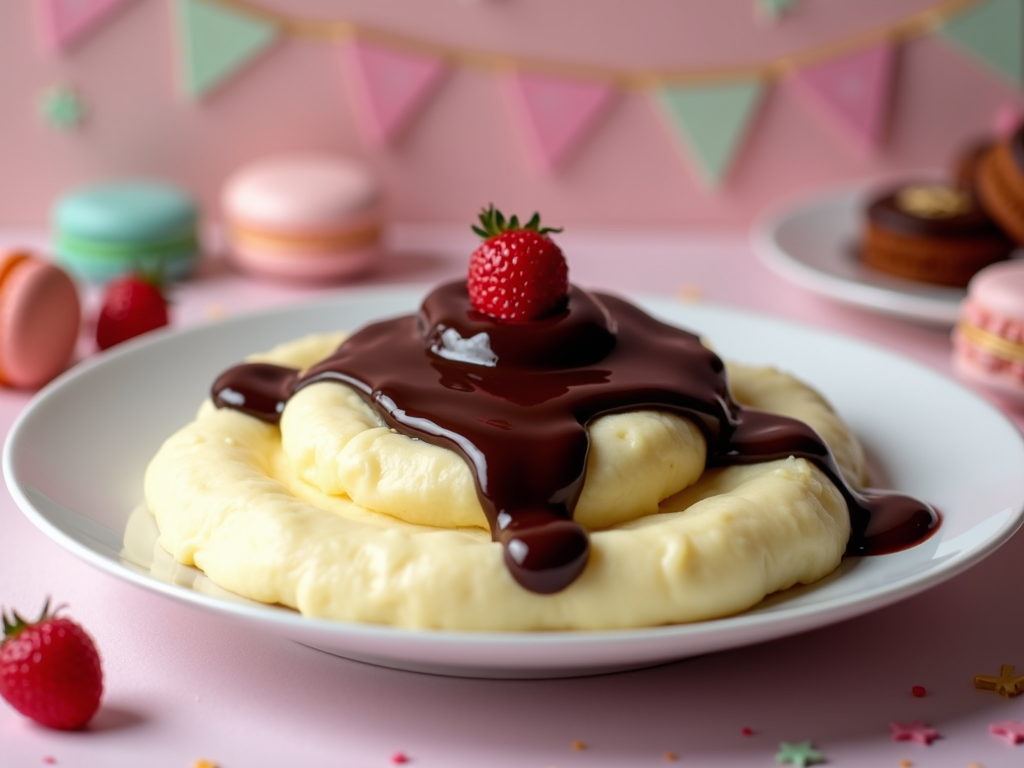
[145,333,867,630]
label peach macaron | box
[221,153,383,282]
[953,260,1024,408]
[0,251,80,389]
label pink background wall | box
[1,0,1020,230]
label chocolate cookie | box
[862,182,1013,287]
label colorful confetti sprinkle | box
[911,685,926,698]
[38,85,86,131]
[890,721,940,745]
[775,741,824,767]
[205,303,227,321]
[755,0,799,23]
[192,761,218,768]
[390,753,410,765]
[42,758,56,765]
[663,752,678,762]
[571,741,586,751]
[898,760,912,768]
[675,284,704,303]
[974,664,1024,697]
[990,720,1024,745]
[741,727,755,737]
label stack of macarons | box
[221,153,383,282]
[0,251,80,389]
[953,261,1024,409]
[53,181,200,284]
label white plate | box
[6,286,1024,678]
[752,183,974,326]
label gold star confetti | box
[38,85,86,131]
[974,664,1024,697]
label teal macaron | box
[53,182,200,283]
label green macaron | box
[53,182,200,283]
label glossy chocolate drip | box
[212,281,939,594]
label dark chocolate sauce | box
[212,281,939,594]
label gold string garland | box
[207,0,983,88]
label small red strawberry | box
[468,205,568,321]
[96,274,169,350]
[0,599,103,730]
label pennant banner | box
[138,0,1024,188]
[940,0,1024,88]
[791,42,895,154]
[37,0,137,53]
[342,41,447,145]
[503,72,616,172]
[658,80,764,188]
[175,0,278,100]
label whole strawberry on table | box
[0,600,103,729]
[95,273,170,351]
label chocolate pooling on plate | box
[211,281,939,594]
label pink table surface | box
[2,226,1024,768]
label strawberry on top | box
[467,205,568,322]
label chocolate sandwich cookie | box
[862,182,1013,287]
[953,139,993,195]
[978,125,1024,243]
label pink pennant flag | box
[791,42,896,154]
[504,72,616,172]
[37,0,137,53]
[342,40,447,145]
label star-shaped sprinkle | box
[990,720,1024,745]
[38,85,86,131]
[756,0,799,23]
[890,721,940,745]
[975,664,1024,697]
[775,741,824,767]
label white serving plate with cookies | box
[752,181,975,326]
[6,286,1024,678]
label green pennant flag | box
[940,0,1024,88]
[756,0,799,23]
[658,79,764,189]
[176,0,279,100]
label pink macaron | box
[953,260,1024,408]
[221,153,383,282]
[0,251,81,389]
